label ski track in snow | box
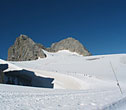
[103,96,126,110]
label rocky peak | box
[7,35,91,61]
[15,34,35,45]
[50,37,91,56]
[18,34,28,40]
[7,34,46,61]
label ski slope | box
[12,50,126,89]
[0,50,126,109]
[0,84,126,110]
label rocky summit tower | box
[7,34,46,61]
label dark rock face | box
[0,64,8,83]
[4,69,54,88]
[0,70,4,83]
[0,63,54,88]
[8,35,46,61]
[50,37,91,56]
[0,64,8,71]
[4,70,32,86]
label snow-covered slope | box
[11,50,126,89]
[0,84,126,110]
[0,50,126,110]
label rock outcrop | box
[4,69,54,88]
[50,37,91,56]
[0,64,8,83]
[8,35,46,61]
[0,70,4,83]
[8,35,91,61]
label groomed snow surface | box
[1,50,126,110]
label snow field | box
[0,50,126,109]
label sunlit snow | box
[0,50,126,110]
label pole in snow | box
[109,61,123,95]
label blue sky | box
[0,0,126,59]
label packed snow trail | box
[0,84,126,110]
